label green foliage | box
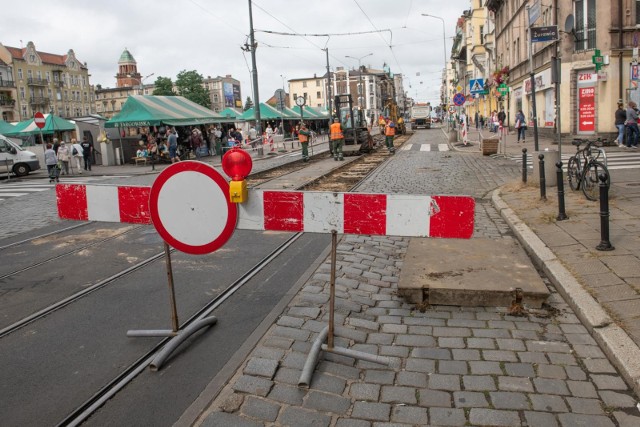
[152,76,175,96]
[175,70,210,108]
[243,97,254,111]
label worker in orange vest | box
[385,117,396,153]
[378,115,386,135]
[329,117,345,161]
[298,122,311,162]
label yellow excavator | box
[383,100,406,135]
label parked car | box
[0,133,41,176]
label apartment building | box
[203,75,242,113]
[0,41,94,121]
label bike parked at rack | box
[566,138,610,201]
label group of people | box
[44,136,93,182]
[614,100,640,148]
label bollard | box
[596,172,615,251]
[538,154,546,200]
[522,148,528,183]
[556,161,568,220]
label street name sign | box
[531,26,558,43]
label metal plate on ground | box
[398,237,549,308]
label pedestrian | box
[80,136,92,170]
[385,117,396,153]
[497,108,506,129]
[71,138,83,173]
[479,114,485,129]
[214,126,222,155]
[515,109,526,143]
[167,127,180,163]
[57,141,70,175]
[614,101,626,147]
[474,111,479,129]
[248,125,258,148]
[329,117,345,161]
[190,128,204,158]
[625,101,639,148]
[53,138,61,154]
[298,122,311,162]
[44,143,59,183]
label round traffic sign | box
[453,93,465,107]
[34,112,45,129]
[149,161,238,255]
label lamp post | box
[345,53,373,111]
[422,14,448,129]
[127,73,155,95]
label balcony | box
[0,80,16,88]
[27,77,48,86]
[54,80,65,88]
[0,98,16,106]
[29,97,50,106]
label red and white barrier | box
[57,185,474,239]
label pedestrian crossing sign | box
[469,79,485,94]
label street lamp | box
[345,53,373,110]
[127,73,155,95]
[422,14,448,126]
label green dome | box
[118,48,136,64]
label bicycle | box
[566,138,610,201]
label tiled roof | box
[4,45,86,69]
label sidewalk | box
[177,128,640,427]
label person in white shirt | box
[70,138,84,174]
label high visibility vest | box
[330,123,344,140]
[385,124,396,136]
[298,131,308,143]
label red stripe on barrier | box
[56,184,88,221]
[263,191,304,232]
[118,186,152,224]
[344,194,386,235]
[429,195,475,239]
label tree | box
[243,97,254,111]
[175,70,210,108]
[152,77,175,96]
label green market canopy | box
[240,103,294,121]
[218,107,244,121]
[105,95,224,128]
[290,105,325,120]
[4,114,75,136]
[0,120,16,134]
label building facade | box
[203,75,242,112]
[0,58,16,121]
[0,41,95,121]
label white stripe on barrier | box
[303,192,344,234]
[386,195,431,236]
[87,185,119,222]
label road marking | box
[420,145,431,151]
[438,144,450,152]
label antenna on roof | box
[19,40,23,48]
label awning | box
[0,120,16,134]
[4,114,75,136]
[241,103,292,121]
[105,95,224,128]
[290,106,325,120]
[218,107,243,121]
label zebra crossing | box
[401,143,450,152]
[0,175,131,202]
[505,151,640,171]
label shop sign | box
[524,69,551,94]
[577,71,597,85]
[578,86,595,132]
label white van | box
[0,134,41,176]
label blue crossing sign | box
[453,92,465,106]
[469,79,485,94]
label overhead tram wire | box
[351,0,404,75]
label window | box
[317,91,321,98]
[22,106,27,117]
[575,0,596,51]
[46,72,50,82]
[316,80,320,87]
[18,69,23,79]
[20,87,25,100]
[303,92,308,99]
[27,69,33,79]
[480,26,484,45]
[302,81,307,88]
[293,93,297,100]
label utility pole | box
[324,48,333,118]
[527,4,540,151]
[248,0,261,134]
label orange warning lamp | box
[222,148,253,203]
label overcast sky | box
[2,0,471,105]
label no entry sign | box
[150,161,238,255]
[34,112,45,129]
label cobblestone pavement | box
[193,130,640,426]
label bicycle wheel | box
[582,160,610,201]
[566,156,580,191]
